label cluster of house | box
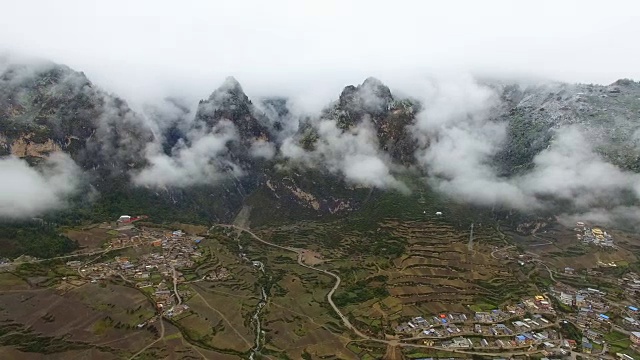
[525,295,555,313]
[436,327,560,350]
[75,228,205,316]
[575,222,614,247]
[551,286,612,333]
[621,306,640,331]
[206,267,230,281]
[396,313,468,333]
[165,304,190,318]
[394,296,561,349]
[621,273,640,298]
[553,286,608,309]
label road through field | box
[128,317,165,360]
[214,224,371,340]
[213,223,550,358]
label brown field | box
[168,223,209,235]
[300,249,324,265]
[509,222,639,270]
[183,285,255,353]
[0,283,157,357]
[215,230,360,359]
[257,217,531,337]
[64,226,114,249]
[0,347,119,360]
[6,212,638,359]
[0,272,31,290]
[262,270,358,359]
[374,220,523,314]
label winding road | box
[490,245,515,259]
[215,224,368,339]
[213,224,553,357]
[171,266,182,305]
[128,318,165,360]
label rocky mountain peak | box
[206,76,250,109]
[216,76,244,96]
[337,77,393,112]
[333,78,395,131]
[611,78,637,87]
[0,61,153,176]
[338,85,358,107]
[361,77,392,101]
[195,77,271,144]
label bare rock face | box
[0,61,154,174]
[4,55,640,227]
[10,134,61,158]
[194,76,272,144]
[333,77,394,130]
[494,79,640,175]
[323,77,419,164]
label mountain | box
[0,60,153,175]
[2,57,640,250]
[194,76,272,143]
[495,80,640,175]
[290,77,420,166]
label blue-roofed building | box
[629,306,639,312]
[516,335,526,342]
[599,314,610,320]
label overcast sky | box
[1,0,639,104]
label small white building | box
[118,215,131,222]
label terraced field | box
[254,215,534,335]
[383,219,524,312]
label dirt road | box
[213,223,550,357]
[128,317,165,360]
[216,224,372,340]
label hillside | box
[2,58,640,258]
[495,80,640,175]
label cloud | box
[142,96,193,138]
[518,127,639,206]
[281,117,408,192]
[0,153,82,218]
[412,75,532,207]
[4,45,640,227]
[133,119,241,187]
[250,139,276,160]
[3,0,640,108]
[557,206,640,231]
[410,75,640,226]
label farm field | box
[3,206,640,359]
[254,216,533,340]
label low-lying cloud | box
[0,153,82,218]
[412,75,531,207]
[281,118,408,192]
[134,119,241,187]
[3,54,640,230]
[519,127,639,206]
[409,75,640,227]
